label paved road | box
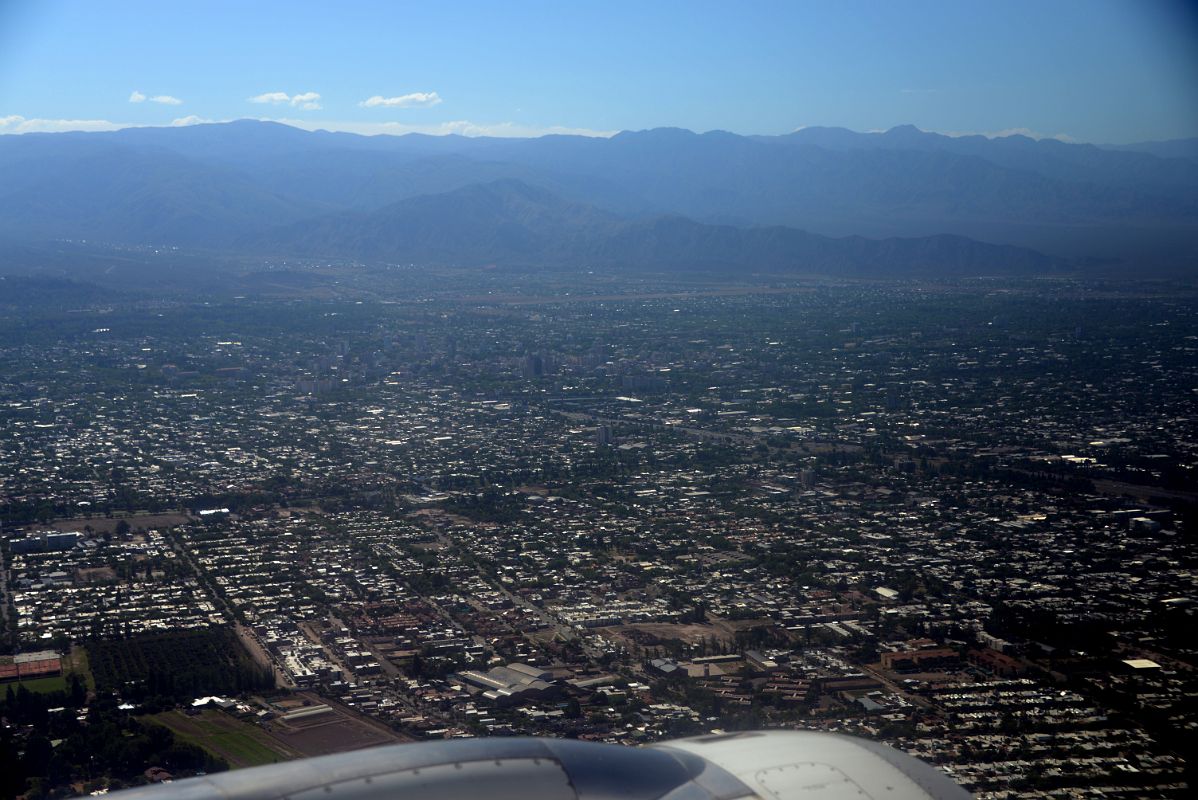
[167,529,295,688]
[483,575,603,659]
[553,409,862,455]
[856,662,933,710]
[299,619,359,683]
[0,547,8,638]
[1091,478,1198,504]
[237,622,295,689]
[417,520,604,659]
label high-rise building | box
[596,425,613,446]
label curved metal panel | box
[653,731,970,800]
[110,731,969,800]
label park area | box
[145,695,406,770]
[145,709,298,769]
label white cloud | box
[0,112,613,139]
[268,116,615,138]
[131,91,182,105]
[290,91,321,110]
[0,115,127,134]
[249,91,291,105]
[249,91,321,109]
[793,123,1080,143]
[941,126,1077,142]
[360,92,442,109]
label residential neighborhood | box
[2,278,1195,797]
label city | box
[2,275,1194,798]
[3,2,1196,798]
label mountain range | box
[257,179,1058,276]
[1,120,1195,279]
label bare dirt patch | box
[75,566,117,583]
[599,622,737,648]
[49,512,191,534]
[260,693,409,757]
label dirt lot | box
[599,621,740,648]
[50,512,191,533]
[261,693,409,757]
[75,566,117,583]
[877,668,971,688]
[596,618,779,655]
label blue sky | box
[1,0,1195,142]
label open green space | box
[146,709,295,768]
[66,645,95,691]
[5,674,67,694]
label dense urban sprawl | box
[2,276,1196,798]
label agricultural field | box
[146,709,298,769]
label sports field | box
[3,675,67,694]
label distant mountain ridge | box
[0,120,1194,275]
[1101,137,1198,163]
[257,178,1060,276]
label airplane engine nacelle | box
[111,730,970,800]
